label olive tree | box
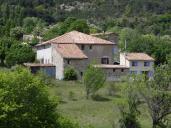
[83,64,106,99]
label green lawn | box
[48,81,152,128]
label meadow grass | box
[48,81,152,128]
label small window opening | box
[67,60,70,64]
[81,45,85,50]
[89,45,92,49]
[80,72,83,77]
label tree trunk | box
[86,89,90,99]
[152,120,157,128]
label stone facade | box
[62,44,115,79]
[36,43,118,80]
[101,68,129,81]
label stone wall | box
[101,68,129,81]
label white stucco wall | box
[120,53,130,67]
[52,45,64,80]
[37,44,52,64]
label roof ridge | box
[36,30,114,46]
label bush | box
[64,67,77,81]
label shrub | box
[64,67,77,81]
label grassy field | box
[48,81,152,128]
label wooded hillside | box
[0,0,171,36]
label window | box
[101,57,109,64]
[144,61,150,67]
[132,61,138,66]
[121,69,124,72]
[89,45,92,50]
[67,60,71,64]
[81,45,85,50]
[80,72,83,77]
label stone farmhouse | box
[25,31,154,81]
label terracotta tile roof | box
[24,63,55,67]
[36,31,114,46]
[56,43,88,59]
[124,53,154,61]
[94,64,129,69]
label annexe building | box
[120,53,155,77]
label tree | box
[68,19,90,34]
[135,65,171,128]
[23,17,45,34]
[5,43,35,67]
[10,27,24,40]
[119,28,141,52]
[0,66,81,128]
[116,79,141,128]
[0,66,59,128]
[0,37,15,66]
[83,64,106,99]
[43,17,90,41]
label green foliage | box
[5,44,35,67]
[117,82,141,128]
[0,37,17,66]
[118,112,141,128]
[23,17,46,34]
[10,27,24,40]
[0,67,83,128]
[0,36,35,67]
[130,65,171,128]
[30,37,40,46]
[57,116,80,128]
[64,67,77,81]
[107,82,119,96]
[68,19,90,34]
[119,28,171,65]
[83,64,106,99]
[43,17,90,40]
[0,0,171,37]
[0,66,59,128]
[68,91,76,101]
